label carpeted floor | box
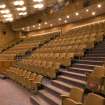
[0,79,33,105]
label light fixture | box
[3,14,13,18]
[86,9,89,12]
[13,0,24,6]
[16,7,27,11]
[58,18,62,21]
[4,17,14,22]
[64,20,68,23]
[50,24,53,27]
[66,15,70,19]
[38,27,41,29]
[19,12,27,16]
[38,23,41,26]
[33,3,44,9]
[33,0,43,2]
[44,21,48,25]
[97,4,102,8]
[92,12,96,16]
[32,25,36,28]
[22,27,25,30]
[26,26,30,31]
[0,4,6,9]
[75,12,79,16]
[0,9,10,14]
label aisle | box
[0,79,33,105]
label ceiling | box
[0,0,66,22]
[13,1,105,32]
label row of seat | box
[5,65,43,93]
[19,59,60,78]
[18,21,105,78]
[0,32,59,60]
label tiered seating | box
[18,21,105,78]
[5,65,43,92]
[0,39,22,53]
[0,32,59,60]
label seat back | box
[84,93,105,105]
[63,98,82,105]
[70,87,84,102]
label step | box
[58,75,86,88]
[52,80,73,92]
[44,84,68,97]
[38,90,61,105]
[60,70,86,80]
[82,57,105,61]
[67,67,93,74]
[30,95,50,105]
[74,59,103,65]
[72,63,96,69]
[87,53,105,57]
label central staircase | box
[30,39,105,105]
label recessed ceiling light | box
[92,12,96,16]
[50,24,53,27]
[75,12,79,16]
[38,27,41,29]
[86,9,89,12]
[0,9,10,14]
[4,17,14,22]
[13,0,24,6]
[97,4,102,8]
[38,23,41,26]
[66,15,70,19]
[58,18,62,21]
[0,4,6,9]
[3,14,13,18]
[22,27,25,30]
[19,12,27,16]
[33,3,44,9]
[33,0,43,2]
[44,21,48,25]
[16,7,27,11]
[32,25,36,28]
[64,20,68,23]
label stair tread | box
[39,90,61,105]
[74,63,102,66]
[69,67,93,72]
[75,59,103,62]
[46,84,69,95]
[53,80,74,89]
[61,70,86,77]
[59,75,86,85]
[31,95,50,105]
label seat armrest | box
[60,94,69,98]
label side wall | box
[0,23,18,49]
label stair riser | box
[30,97,40,105]
[82,57,105,61]
[44,86,60,97]
[87,54,105,57]
[74,60,103,65]
[38,92,58,105]
[58,77,84,88]
[72,64,94,69]
[68,68,92,74]
[61,72,86,81]
[52,81,71,92]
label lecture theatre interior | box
[0,0,105,105]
